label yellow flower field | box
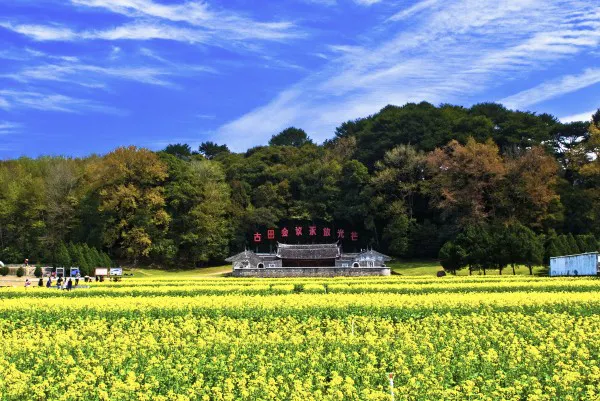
[1,276,599,400]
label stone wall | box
[232,267,391,278]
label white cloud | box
[0,121,22,135]
[0,23,75,41]
[4,63,177,87]
[354,0,383,5]
[215,0,600,149]
[70,0,300,41]
[1,22,209,43]
[0,90,124,114]
[387,0,438,21]
[4,56,216,90]
[560,110,597,123]
[500,68,600,109]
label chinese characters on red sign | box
[252,226,358,242]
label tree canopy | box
[0,103,598,267]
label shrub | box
[34,266,43,278]
[0,265,9,276]
[16,266,25,277]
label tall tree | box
[42,159,81,251]
[503,146,559,228]
[373,145,427,219]
[88,147,170,265]
[163,154,231,265]
[439,241,467,275]
[163,144,193,159]
[269,127,313,147]
[427,139,505,226]
[199,142,230,160]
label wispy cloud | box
[387,0,439,20]
[1,22,209,43]
[0,121,22,135]
[0,23,76,41]
[500,68,600,109]
[354,0,384,5]
[215,0,600,150]
[560,110,597,123]
[0,90,125,115]
[0,0,303,46]
[70,0,300,41]
[4,63,180,87]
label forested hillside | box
[1,102,599,269]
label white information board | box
[110,267,123,276]
[95,268,108,276]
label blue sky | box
[1,0,599,158]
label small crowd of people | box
[25,273,82,291]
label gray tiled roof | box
[225,250,262,265]
[276,242,340,259]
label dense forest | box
[1,102,599,271]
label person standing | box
[46,276,52,288]
[75,273,80,287]
[38,277,43,287]
[66,278,73,291]
[56,276,62,290]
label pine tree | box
[557,235,570,255]
[90,247,103,268]
[544,232,563,264]
[102,252,112,267]
[56,242,71,268]
[67,243,79,267]
[567,233,580,254]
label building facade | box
[227,242,391,277]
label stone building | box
[227,242,391,277]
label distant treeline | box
[0,102,599,268]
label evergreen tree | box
[439,241,467,274]
[567,233,580,254]
[102,252,112,267]
[557,235,570,255]
[56,242,71,268]
[89,246,102,268]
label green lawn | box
[389,260,547,276]
[124,265,231,278]
[125,260,547,279]
[2,261,547,282]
